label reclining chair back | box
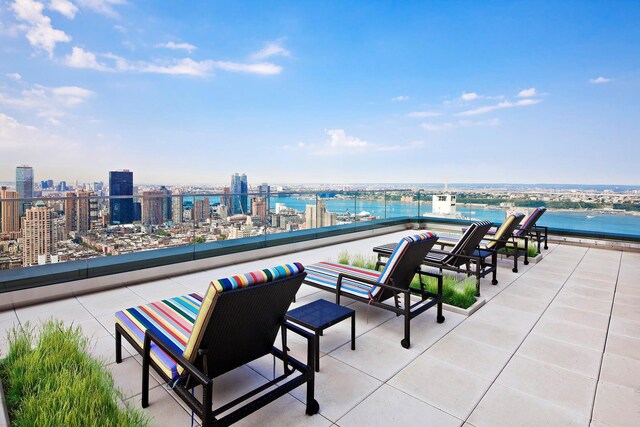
[183,263,306,379]
[485,213,525,251]
[442,220,493,267]
[514,207,546,237]
[375,232,438,301]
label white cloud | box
[421,122,454,131]
[65,46,110,70]
[6,72,22,80]
[140,58,215,76]
[456,99,540,116]
[392,95,409,102]
[51,86,94,105]
[76,0,125,18]
[517,87,536,97]
[461,92,479,101]
[327,129,368,149]
[408,111,441,118]
[11,0,72,57]
[213,61,282,75]
[156,41,197,53]
[48,0,78,19]
[251,40,290,60]
[589,76,612,84]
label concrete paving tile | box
[545,304,610,331]
[109,355,161,400]
[592,381,640,427]
[331,330,421,382]
[468,383,589,427]
[89,333,132,365]
[562,281,616,298]
[338,384,462,427]
[604,333,640,361]
[389,354,493,420]
[16,302,93,328]
[608,317,640,340]
[496,355,596,416]
[531,317,606,352]
[78,316,112,339]
[0,309,18,323]
[127,278,193,303]
[469,304,538,334]
[449,317,527,352]
[600,353,640,391]
[77,287,148,317]
[126,385,199,427]
[553,292,613,315]
[427,334,513,380]
[518,334,602,378]
[612,301,640,322]
[489,291,550,315]
[500,281,559,300]
[290,355,382,423]
[235,393,332,427]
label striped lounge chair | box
[440,213,526,273]
[374,221,494,297]
[514,207,548,252]
[304,232,444,349]
[115,263,319,426]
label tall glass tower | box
[109,170,134,224]
[16,165,34,216]
[230,173,248,215]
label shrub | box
[337,250,377,270]
[0,320,148,427]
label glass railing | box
[1,188,639,280]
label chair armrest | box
[283,321,315,341]
[145,330,210,387]
[338,272,409,295]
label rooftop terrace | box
[1,228,639,426]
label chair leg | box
[306,335,319,415]
[437,274,445,323]
[115,327,122,364]
[491,251,498,285]
[142,334,151,408]
[401,292,411,349]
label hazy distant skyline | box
[1,1,639,185]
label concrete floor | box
[1,230,638,426]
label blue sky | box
[0,0,638,185]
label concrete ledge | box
[0,379,9,427]
[442,297,486,317]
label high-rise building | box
[16,165,34,216]
[109,170,134,225]
[258,183,270,196]
[65,190,92,234]
[57,181,67,192]
[251,196,267,221]
[0,186,20,239]
[230,173,248,215]
[159,186,172,222]
[305,200,336,229]
[191,197,210,221]
[22,201,58,266]
[171,189,183,224]
[142,190,164,225]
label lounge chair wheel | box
[524,261,529,265]
[401,339,410,349]
[544,246,548,250]
[512,268,518,273]
[437,315,445,323]
[491,279,498,285]
[306,399,320,415]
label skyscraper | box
[171,189,183,224]
[230,173,248,215]
[191,197,210,221]
[258,183,270,196]
[109,170,134,225]
[22,201,58,266]
[65,190,92,235]
[160,186,172,222]
[0,186,20,239]
[16,165,34,216]
[142,190,164,225]
[251,196,267,221]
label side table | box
[285,299,355,372]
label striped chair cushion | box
[441,220,492,265]
[485,214,520,249]
[304,262,382,299]
[115,293,202,379]
[514,207,546,236]
[377,232,437,285]
[182,262,305,367]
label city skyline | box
[0,1,639,184]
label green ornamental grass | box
[0,320,148,427]
[337,251,477,309]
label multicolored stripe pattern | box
[115,262,305,380]
[115,293,202,379]
[305,232,437,300]
[484,213,520,249]
[182,262,305,369]
[514,207,546,237]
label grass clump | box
[410,274,477,309]
[337,251,476,309]
[0,320,148,427]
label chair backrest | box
[514,207,546,236]
[182,263,305,378]
[442,220,493,266]
[374,232,438,301]
[484,213,525,250]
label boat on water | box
[586,215,595,219]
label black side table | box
[285,299,356,372]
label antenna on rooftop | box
[444,178,449,193]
